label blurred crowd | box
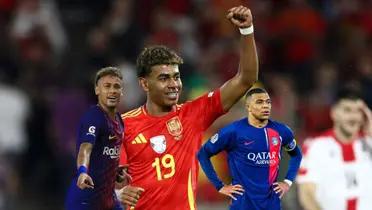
[0,0,371,209]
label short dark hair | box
[334,84,362,103]
[245,88,268,98]
[136,45,184,77]
[94,67,123,86]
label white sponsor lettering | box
[103,146,120,159]
[247,151,277,165]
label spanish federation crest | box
[166,117,183,140]
[272,137,279,146]
[150,135,167,154]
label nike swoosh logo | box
[244,141,254,146]
[109,135,117,140]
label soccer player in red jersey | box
[117,5,258,210]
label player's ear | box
[139,77,149,92]
[330,106,338,122]
[245,97,250,110]
[95,85,99,95]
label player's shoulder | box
[219,118,246,133]
[303,130,336,151]
[82,105,104,119]
[231,118,247,127]
[121,107,144,120]
[186,90,219,104]
[268,119,293,133]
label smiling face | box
[95,74,123,111]
[139,64,182,111]
[246,92,272,121]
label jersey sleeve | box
[277,123,302,182]
[77,108,103,145]
[119,118,129,166]
[197,125,236,190]
[279,124,297,151]
[296,139,321,184]
[203,125,236,154]
[119,140,128,166]
[189,89,226,131]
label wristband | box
[78,165,88,175]
[283,179,292,187]
[239,25,254,35]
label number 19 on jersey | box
[152,154,176,181]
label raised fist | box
[226,5,253,29]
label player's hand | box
[117,185,145,207]
[218,184,245,200]
[116,166,132,189]
[358,100,372,136]
[226,5,253,29]
[77,173,94,189]
[273,181,290,199]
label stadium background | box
[0,0,371,209]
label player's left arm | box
[220,5,259,111]
[274,125,303,198]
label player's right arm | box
[298,183,321,210]
[76,142,94,189]
[296,139,322,210]
[197,125,244,200]
[75,108,101,189]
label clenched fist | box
[226,5,253,29]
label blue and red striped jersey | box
[198,118,300,210]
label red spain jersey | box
[120,89,225,210]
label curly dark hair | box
[136,45,184,77]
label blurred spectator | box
[118,61,145,110]
[298,62,338,137]
[0,72,30,209]
[10,0,67,57]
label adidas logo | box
[131,133,147,144]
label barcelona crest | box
[166,117,183,140]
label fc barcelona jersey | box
[65,105,124,210]
[120,90,225,210]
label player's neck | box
[333,126,358,144]
[98,103,116,119]
[248,115,268,128]
[145,100,175,117]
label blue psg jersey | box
[66,105,124,210]
[199,118,297,210]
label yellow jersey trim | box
[122,108,142,119]
[188,170,195,210]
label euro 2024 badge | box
[150,135,167,154]
[166,117,183,140]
